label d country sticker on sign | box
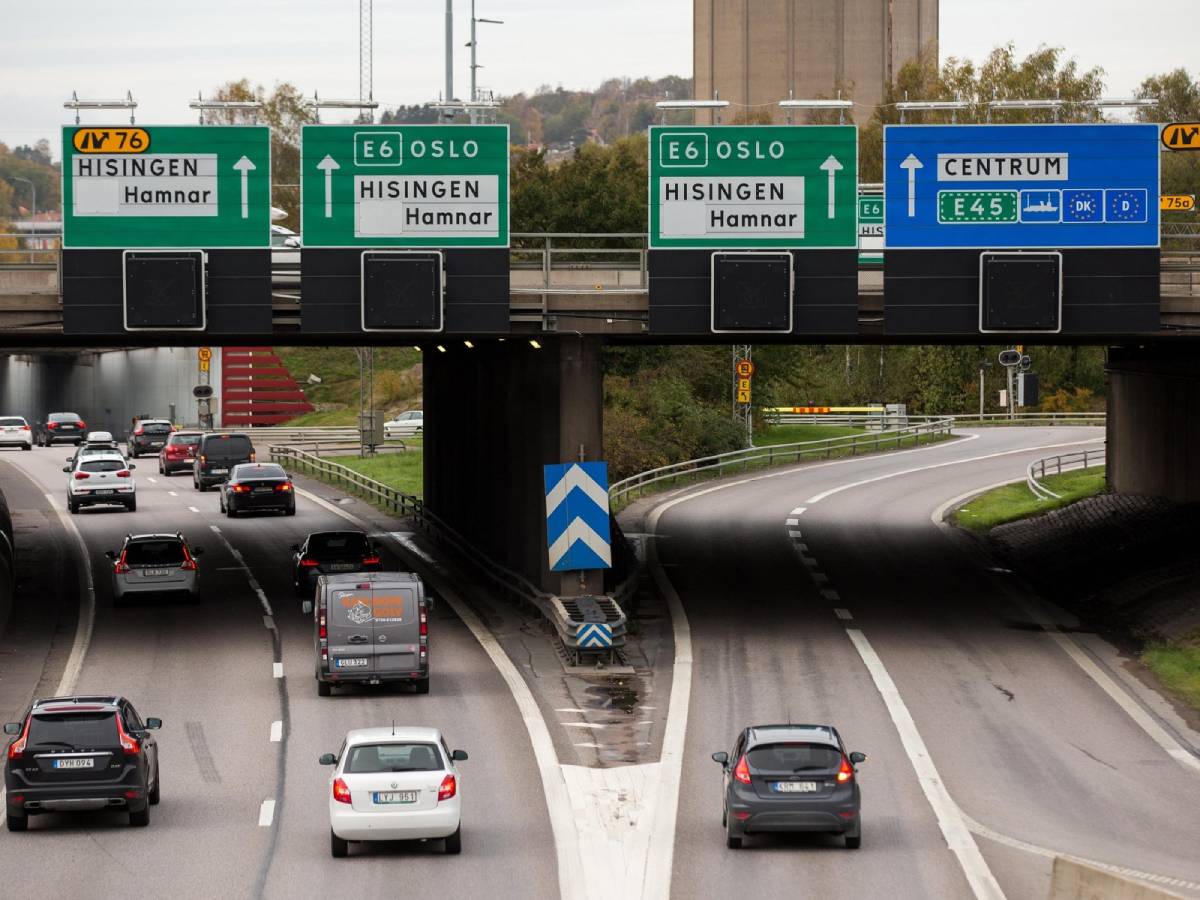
[73,128,151,153]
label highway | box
[0,448,558,899]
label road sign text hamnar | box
[61,125,271,249]
[649,125,857,249]
[301,125,510,247]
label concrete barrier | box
[1050,857,1184,900]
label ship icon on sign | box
[1018,189,1062,223]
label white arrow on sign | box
[819,155,843,220]
[317,155,340,219]
[232,156,256,219]
[900,153,923,218]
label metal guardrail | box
[609,416,957,505]
[1027,445,1106,500]
[269,443,630,664]
[947,411,1107,426]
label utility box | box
[711,252,793,333]
[123,250,206,331]
[361,251,444,332]
[1017,372,1040,408]
[359,410,385,448]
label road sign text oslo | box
[649,125,857,249]
[61,125,270,248]
[884,124,1160,249]
[301,125,510,247]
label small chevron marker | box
[577,622,613,649]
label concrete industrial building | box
[693,0,939,124]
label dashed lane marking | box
[168,491,177,497]
[790,507,807,516]
[785,517,800,526]
[188,506,200,513]
[812,572,829,585]
[787,529,803,538]
[272,662,283,679]
[258,799,275,827]
[269,721,283,743]
[834,608,853,621]
[208,525,273,617]
[148,477,158,484]
[821,589,840,601]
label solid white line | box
[272,662,283,679]
[269,721,283,743]
[207,525,273,617]
[804,438,1102,505]
[294,486,587,900]
[834,608,853,621]
[263,615,276,632]
[258,799,275,827]
[846,628,1005,900]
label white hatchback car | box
[65,452,136,513]
[383,410,423,439]
[321,726,467,858]
[0,416,32,451]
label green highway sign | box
[301,124,510,248]
[858,197,883,223]
[858,195,884,263]
[61,125,271,248]
[648,125,857,249]
[937,190,1019,224]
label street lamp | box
[466,1,504,124]
[655,97,730,125]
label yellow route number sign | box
[1161,194,1196,212]
[72,127,151,154]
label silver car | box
[106,533,204,604]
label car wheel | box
[126,498,137,512]
[413,678,430,695]
[6,813,27,832]
[129,806,150,827]
[285,506,296,517]
[21,443,30,452]
[68,499,78,515]
[844,822,861,850]
[444,826,462,855]
[330,829,349,858]
[149,765,161,805]
[721,806,727,828]
[726,834,742,849]
[317,680,332,697]
[226,505,237,518]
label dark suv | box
[291,530,382,598]
[193,432,256,491]
[4,695,162,830]
[36,412,87,446]
[713,724,866,849]
[126,418,174,458]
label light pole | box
[467,1,504,125]
[978,360,993,419]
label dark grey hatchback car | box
[713,724,865,849]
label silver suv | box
[106,533,204,604]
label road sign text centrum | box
[62,125,270,248]
[301,124,509,248]
[648,125,858,249]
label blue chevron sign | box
[577,622,613,649]
[544,462,612,572]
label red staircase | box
[220,347,314,426]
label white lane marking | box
[573,743,601,749]
[845,628,1005,900]
[272,662,283,679]
[787,529,803,538]
[799,556,819,568]
[785,517,800,526]
[269,721,283,743]
[294,486,587,900]
[790,507,807,516]
[820,589,840,601]
[188,506,200,513]
[960,808,1200,893]
[930,485,1200,774]
[555,708,587,714]
[263,615,276,632]
[562,722,608,729]
[834,608,853,621]
[795,543,809,552]
[812,572,829,585]
[168,491,178,497]
[148,477,158,484]
[804,438,1102,505]
[258,799,276,827]
[208,525,273,617]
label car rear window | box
[747,743,842,772]
[0,417,25,427]
[169,433,201,446]
[309,533,370,555]
[141,422,172,434]
[345,743,443,773]
[27,712,118,749]
[236,464,286,480]
[124,540,185,566]
[81,459,125,473]
[202,435,252,459]
[49,413,81,423]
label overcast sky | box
[2,0,1195,153]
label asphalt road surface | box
[653,427,1200,900]
[0,447,558,900]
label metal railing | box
[609,416,956,506]
[948,411,1107,426]
[1026,445,1106,500]
[510,232,649,295]
[239,425,414,455]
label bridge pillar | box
[423,336,604,596]
[1106,347,1200,502]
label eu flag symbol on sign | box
[544,462,612,572]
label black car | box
[4,695,162,831]
[36,412,87,446]
[193,432,255,491]
[126,418,174,458]
[713,724,866,849]
[219,463,296,517]
[291,530,382,597]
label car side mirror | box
[849,751,867,765]
[426,596,437,612]
[302,600,314,615]
[318,753,337,766]
[711,751,729,765]
[104,550,116,560]
[192,547,205,556]
[62,466,71,473]
[128,463,136,469]
[451,749,468,761]
[145,718,162,730]
[3,723,21,735]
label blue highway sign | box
[544,462,612,572]
[883,124,1160,249]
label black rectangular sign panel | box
[711,253,792,332]
[123,251,205,330]
[362,252,443,331]
[980,252,1061,332]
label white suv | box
[320,726,467,858]
[65,452,137,513]
[0,417,32,451]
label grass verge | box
[951,467,1107,532]
[760,424,866,444]
[1141,638,1200,713]
[319,451,424,499]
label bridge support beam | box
[423,336,605,596]
[1106,347,1200,502]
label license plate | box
[183,457,195,462]
[96,489,115,495]
[54,758,94,769]
[149,442,163,448]
[212,468,228,474]
[254,486,273,493]
[329,563,356,572]
[144,569,170,577]
[335,658,368,668]
[373,791,418,804]
[773,781,819,793]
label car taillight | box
[275,483,292,492]
[199,454,206,463]
[419,607,428,637]
[837,756,854,783]
[333,778,351,804]
[6,720,29,760]
[116,715,140,756]
[180,546,197,571]
[300,558,319,568]
[47,422,58,430]
[20,425,29,431]
[231,483,251,493]
[733,754,751,784]
[116,470,131,478]
[362,555,380,566]
[114,550,131,574]
[134,427,144,435]
[318,613,326,639]
[78,421,86,430]
[74,472,90,480]
[438,774,457,801]
[249,451,256,462]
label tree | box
[1137,69,1200,247]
